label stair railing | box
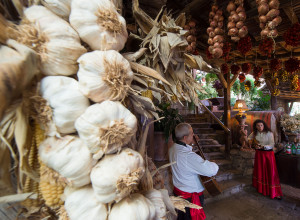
[198,101,230,134]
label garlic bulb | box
[77,50,133,102]
[144,189,167,220]
[64,186,107,220]
[17,5,86,76]
[70,0,128,51]
[41,0,72,20]
[75,101,137,160]
[108,193,156,220]
[90,148,145,203]
[39,135,94,188]
[40,76,90,135]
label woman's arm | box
[264,132,275,149]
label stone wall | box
[230,148,255,176]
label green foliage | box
[250,91,271,111]
[198,85,217,100]
[154,103,183,142]
[232,77,257,98]
[205,73,218,84]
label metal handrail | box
[198,101,230,134]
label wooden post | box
[271,95,277,110]
[223,73,231,157]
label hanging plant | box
[258,37,274,57]
[269,58,281,72]
[221,63,229,74]
[272,77,279,86]
[230,64,240,75]
[206,47,213,59]
[253,65,263,80]
[237,36,252,55]
[222,42,231,61]
[284,57,300,73]
[272,88,280,96]
[291,75,299,91]
[238,73,246,83]
[283,22,300,47]
[244,80,251,91]
[278,69,289,82]
[241,63,251,74]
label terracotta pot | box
[153,132,174,161]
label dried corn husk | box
[64,186,107,220]
[77,50,133,102]
[75,101,137,160]
[39,135,94,188]
[41,0,71,20]
[144,189,167,220]
[108,193,155,220]
[70,0,128,51]
[40,76,90,135]
[13,5,86,76]
[90,148,145,203]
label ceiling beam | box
[283,6,299,24]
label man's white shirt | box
[169,142,219,193]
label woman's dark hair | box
[253,119,271,136]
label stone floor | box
[204,186,300,220]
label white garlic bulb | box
[75,101,137,160]
[77,50,133,103]
[20,5,86,76]
[64,186,107,220]
[39,135,94,188]
[41,0,72,20]
[144,189,167,220]
[40,76,90,135]
[70,0,128,51]
[90,148,145,203]
[108,193,156,220]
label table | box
[275,152,300,188]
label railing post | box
[223,73,232,157]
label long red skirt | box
[252,150,283,199]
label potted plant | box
[213,80,223,97]
[153,103,183,161]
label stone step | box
[193,128,215,134]
[204,176,252,204]
[210,158,232,170]
[189,123,212,128]
[215,169,243,182]
[201,144,225,149]
[197,139,219,145]
[203,152,225,160]
[184,118,209,123]
[198,133,225,145]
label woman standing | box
[248,119,283,199]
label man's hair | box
[175,123,191,141]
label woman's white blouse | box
[248,131,275,149]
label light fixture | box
[233,99,249,115]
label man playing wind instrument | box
[169,123,219,220]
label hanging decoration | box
[284,57,300,74]
[244,80,251,91]
[231,64,240,75]
[207,4,224,59]
[291,74,299,91]
[253,65,263,80]
[283,22,300,47]
[185,19,198,54]
[226,0,248,42]
[272,88,280,96]
[278,69,289,82]
[258,37,274,57]
[221,63,230,74]
[238,73,246,83]
[241,62,251,74]
[269,58,281,72]
[237,36,252,55]
[222,42,231,61]
[257,0,281,38]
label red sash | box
[173,186,206,220]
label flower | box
[280,114,300,134]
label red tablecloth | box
[253,150,283,199]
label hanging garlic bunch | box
[108,193,155,220]
[70,0,128,51]
[64,186,108,220]
[75,101,137,160]
[39,135,94,188]
[90,148,145,203]
[40,76,90,135]
[144,189,167,220]
[41,0,72,20]
[77,50,133,103]
[13,5,86,76]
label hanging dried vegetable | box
[253,65,263,80]
[239,73,246,83]
[283,22,300,47]
[241,63,251,74]
[221,63,230,74]
[278,69,289,82]
[231,64,240,75]
[222,42,231,61]
[269,58,281,72]
[284,57,300,74]
[237,36,252,55]
[258,37,274,57]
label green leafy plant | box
[250,90,270,111]
[154,103,183,142]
